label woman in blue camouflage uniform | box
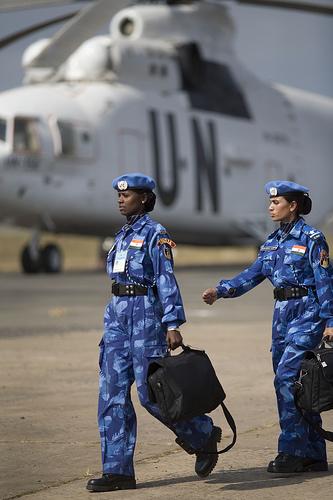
[87,173,221,492]
[203,180,333,474]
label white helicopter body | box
[0,2,332,270]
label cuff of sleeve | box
[216,282,236,299]
[167,324,181,331]
[326,319,333,328]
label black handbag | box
[294,337,333,441]
[147,344,236,454]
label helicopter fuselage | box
[0,3,332,248]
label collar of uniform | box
[287,217,305,239]
[122,213,150,235]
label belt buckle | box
[126,284,135,296]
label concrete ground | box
[1,267,333,500]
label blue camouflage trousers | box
[272,294,327,461]
[98,295,213,476]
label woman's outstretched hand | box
[202,288,218,305]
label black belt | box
[112,282,154,296]
[273,286,309,301]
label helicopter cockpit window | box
[13,117,40,153]
[177,44,251,119]
[0,118,6,142]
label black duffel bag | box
[294,337,333,441]
[147,344,236,454]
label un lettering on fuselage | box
[149,110,219,213]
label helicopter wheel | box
[21,245,41,274]
[40,244,63,273]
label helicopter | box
[0,0,332,273]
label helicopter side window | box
[57,120,75,156]
[52,119,94,159]
[13,117,40,154]
[177,43,251,119]
[0,118,6,142]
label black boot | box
[86,473,136,492]
[194,426,222,478]
[267,453,328,473]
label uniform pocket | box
[262,253,275,277]
[141,344,168,391]
[283,253,305,267]
[127,251,145,281]
[292,331,323,350]
[283,253,306,282]
[144,343,168,358]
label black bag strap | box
[294,393,333,442]
[176,400,237,455]
[216,401,237,454]
[319,336,333,350]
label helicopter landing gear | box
[20,233,63,274]
[40,244,63,273]
[21,245,40,274]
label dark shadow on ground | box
[137,465,331,491]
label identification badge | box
[113,250,128,273]
[291,245,306,256]
[261,245,278,252]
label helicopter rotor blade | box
[224,0,333,16]
[26,0,131,68]
[0,12,78,49]
[0,0,331,61]
[0,0,92,12]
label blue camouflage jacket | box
[107,213,185,329]
[216,218,333,328]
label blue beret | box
[265,180,309,197]
[112,172,156,192]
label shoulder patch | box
[158,238,176,248]
[154,222,167,233]
[320,249,330,268]
[309,231,321,240]
[303,225,322,240]
[163,246,172,260]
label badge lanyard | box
[112,232,128,273]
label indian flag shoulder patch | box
[291,245,306,256]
